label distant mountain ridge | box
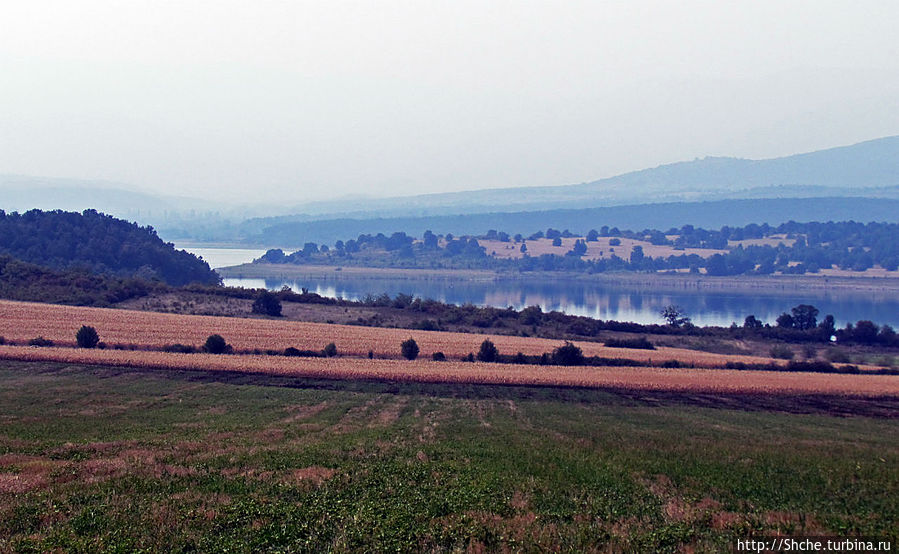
[250,135,899,224]
[3,135,898,243]
[250,197,899,247]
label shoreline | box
[217,263,899,294]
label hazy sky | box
[1,1,898,202]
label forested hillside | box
[246,197,899,246]
[0,209,219,286]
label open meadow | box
[0,361,897,552]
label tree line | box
[254,220,899,275]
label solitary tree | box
[400,338,419,360]
[75,325,100,348]
[660,305,691,327]
[477,339,499,362]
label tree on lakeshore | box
[790,304,819,330]
[660,305,691,327]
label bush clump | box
[164,343,197,353]
[431,352,446,361]
[29,336,54,347]
[204,334,230,354]
[605,337,655,350]
[322,342,338,357]
[252,290,282,317]
[826,349,851,364]
[477,339,499,362]
[75,325,100,348]
[283,347,321,357]
[400,338,419,360]
[550,342,585,366]
[770,344,794,360]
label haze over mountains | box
[2,135,898,245]
[271,135,899,220]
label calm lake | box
[182,246,899,328]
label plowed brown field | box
[0,300,776,367]
[2,345,896,396]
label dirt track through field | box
[1,345,897,397]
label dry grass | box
[0,299,779,368]
[1,345,896,396]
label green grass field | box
[0,361,896,552]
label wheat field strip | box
[1,345,896,396]
[0,300,778,367]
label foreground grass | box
[0,362,896,552]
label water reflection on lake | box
[222,275,899,328]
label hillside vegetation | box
[0,209,219,286]
[254,220,899,277]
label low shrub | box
[252,290,282,317]
[551,342,585,366]
[204,334,230,354]
[477,339,499,362]
[322,342,338,357]
[400,338,419,360]
[785,360,837,373]
[660,360,683,368]
[770,344,794,360]
[283,347,322,357]
[164,343,197,354]
[605,337,655,350]
[29,336,54,347]
[415,319,439,331]
[431,352,446,361]
[75,325,100,349]
[826,349,851,363]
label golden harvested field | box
[1,300,777,367]
[480,237,725,261]
[1,345,896,396]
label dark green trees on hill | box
[0,209,219,286]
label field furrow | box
[1,345,897,396]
